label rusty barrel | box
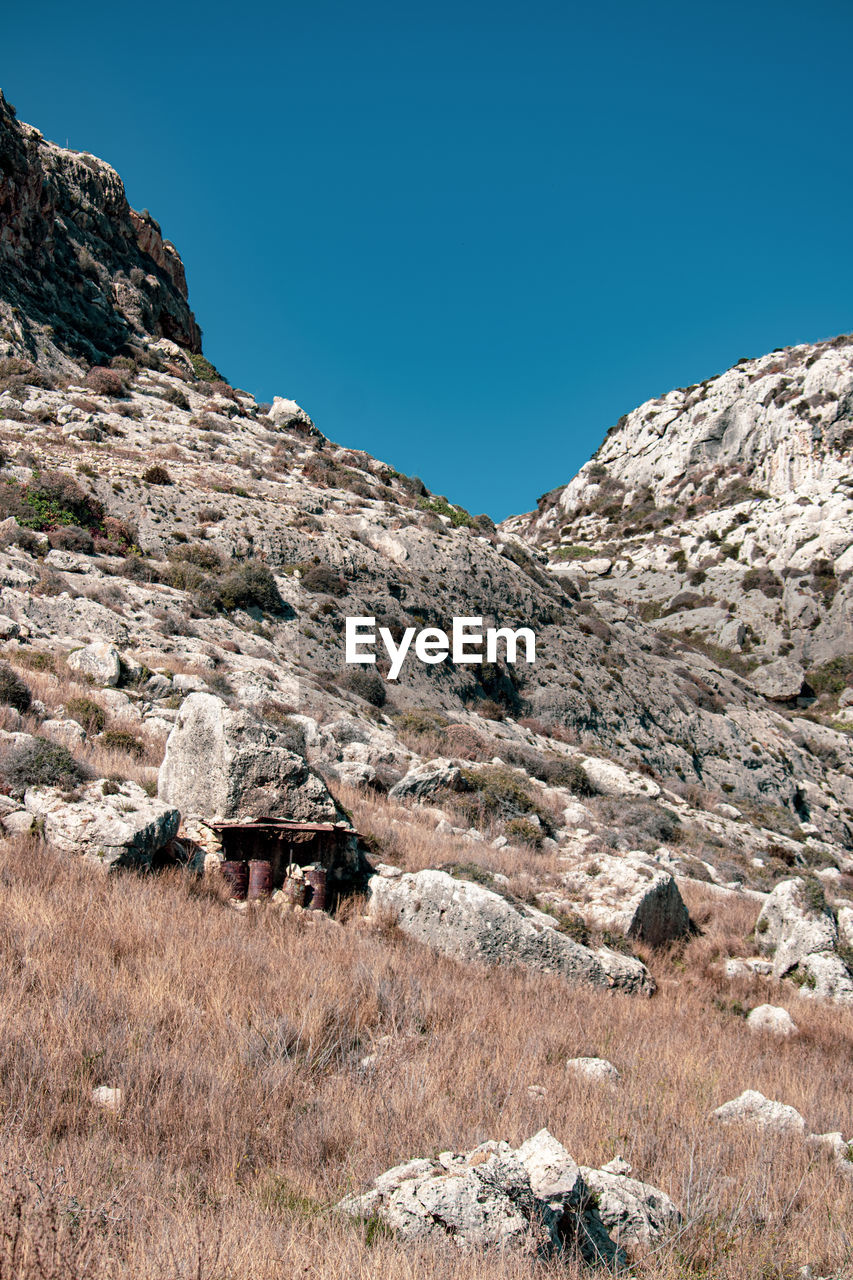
[247,860,273,901]
[304,865,327,911]
[221,860,249,900]
[282,875,307,908]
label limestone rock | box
[389,758,463,801]
[367,869,655,995]
[755,878,838,979]
[711,1090,806,1135]
[746,1004,799,1037]
[578,757,661,799]
[39,718,87,750]
[559,851,690,945]
[578,1166,682,1250]
[751,660,808,702]
[24,780,179,869]
[67,641,122,687]
[565,1057,620,1084]
[158,693,339,822]
[267,397,314,431]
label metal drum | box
[221,860,249,900]
[247,860,273,900]
[282,875,307,908]
[304,864,327,911]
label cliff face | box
[0,90,200,374]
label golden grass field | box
[1,793,853,1280]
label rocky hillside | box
[505,337,853,692]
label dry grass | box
[0,829,851,1278]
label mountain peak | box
[0,89,201,377]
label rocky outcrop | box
[0,90,200,372]
[337,1128,678,1264]
[754,877,853,1003]
[158,693,340,822]
[367,868,655,995]
[24,779,179,869]
[557,851,691,946]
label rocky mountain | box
[1,96,853,936]
[0,89,200,377]
[5,93,853,1280]
[504,338,853,682]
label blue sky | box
[4,0,853,519]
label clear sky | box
[4,0,852,520]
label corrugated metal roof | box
[209,818,352,834]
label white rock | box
[67,641,122,687]
[91,1085,123,1112]
[565,1057,620,1084]
[746,1004,799,1037]
[711,1090,806,1135]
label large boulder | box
[388,758,463,801]
[755,877,838,979]
[559,852,691,946]
[750,660,808,703]
[158,693,339,821]
[24,780,179,869]
[368,868,654,995]
[577,757,661,799]
[67,641,122,687]
[746,1005,799,1038]
[338,1131,625,1259]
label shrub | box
[20,470,104,532]
[301,565,347,596]
[189,352,226,383]
[168,543,223,571]
[474,699,505,722]
[417,496,475,528]
[143,465,173,485]
[65,697,106,734]
[342,667,386,707]
[458,765,545,823]
[504,817,543,847]
[48,525,94,553]
[0,663,31,712]
[100,729,145,759]
[2,739,91,792]
[85,367,126,397]
[216,561,282,613]
[155,383,190,410]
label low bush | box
[143,465,173,485]
[100,729,145,759]
[216,561,282,613]
[301,565,347,596]
[48,525,94,553]
[504,816,543,847]
[85,367,127,397]
[2,739,92,792]
[0,663,31,712]
[65,697,106,734]
[342,668,386,707]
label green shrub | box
[0,663,32,712]
[2,739,92,792]
[216,561,282,612]
[100,729,145,759]
[13,470,105,532]
[417,496,475,528]
[188,352,226,383]
[342,667,386,707]
[65,697,106,734]
[556,910,590,945]
[504,817,543,847]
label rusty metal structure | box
[207,818,361,908]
